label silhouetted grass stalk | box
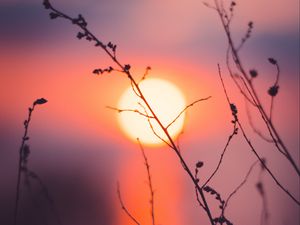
[137,138,156,225]
[23,167,62,225]
[202,116,238,188]
[14,98,47,225]
[209,0,300,176]
[43,1,215,223]
[217,65,300,205]
[117,182,141,225]
[222,160,259,215]
[256,161,269,225]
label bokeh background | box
[0,0,299,224]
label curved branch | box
[117,182,141,225]
[223,161,258,215]
[106,106,155,119]
[137,139,156,225]
[166,97,212,129]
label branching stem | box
[43,1,215,223]
[117,183,141,225]
[137,139,156,225]
[212,0,300,176]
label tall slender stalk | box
[217,65,299,205]
[137,139,156,225]
[42,1,215,223]
[210,0,299,176]
[117,183,141,225]
[14,98,47,225]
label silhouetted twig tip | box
[34,98,48,105]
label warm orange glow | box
[117,78,186,145]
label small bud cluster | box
[196,161,204,168]
[49,12,60,19]
[229,1,236,12]
[268,85,279,97]
[124,64,131,72]
[107,42,117,53]
[34,98,48,105]
[240,21,253,48]
[268,58,277,65]
[21,98,47,169]
[93,67,114,75]
[43,0,51,9]
[256,182,265,195]
[213,216,233,225]
[194,161,204,184]
[267,58,280,97]
[44,0,136,78]
[203,185,233,224]
[203,186,225,210]
[229,103,238,123]
[72,14,87,28]
[249,69,258,78]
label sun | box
[117,78,186,146]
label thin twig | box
[202,122,237,188]
[222,161,258,215]
[202,66,238,188]
[137,139,156,225]
[14,98,47,225]
[131,80,142,98]
[138,66,151,84]
[44,2,215,223]
[166,97,212,129]
[211,0,300,176]
[244,99,275,144]
[194,166,206,210]
[238,120,300,205]
[106,106,155,119]
[269,63,280,122]
[14,106,35,225]
[138,103,173,148]
[257,163,269,225]
[117,182,141,225]
[23,168,50,225]
[217,64,300,205]
[23,167,62,225]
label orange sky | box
[0,1,299,225]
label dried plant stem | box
[194,168,206,210]
[106,106,155,119]
[257,168,269,225]
[212,0,299,176]
[166,97,212,129]
[218,65,300,205]
[202,120,237,188]
[244,99,273,143]
[117,183,141,225]
[43,2,215,223]
[269,63,280,122]
[14,103,36,225]
[223,160,258,214]
[14,98,47,225]
[238,121,300,205]
[24,168,62,225]
[137,139,155,225]
[130,84,215,223]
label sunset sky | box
[0,0,299,225]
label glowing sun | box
[117,78,186,146]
